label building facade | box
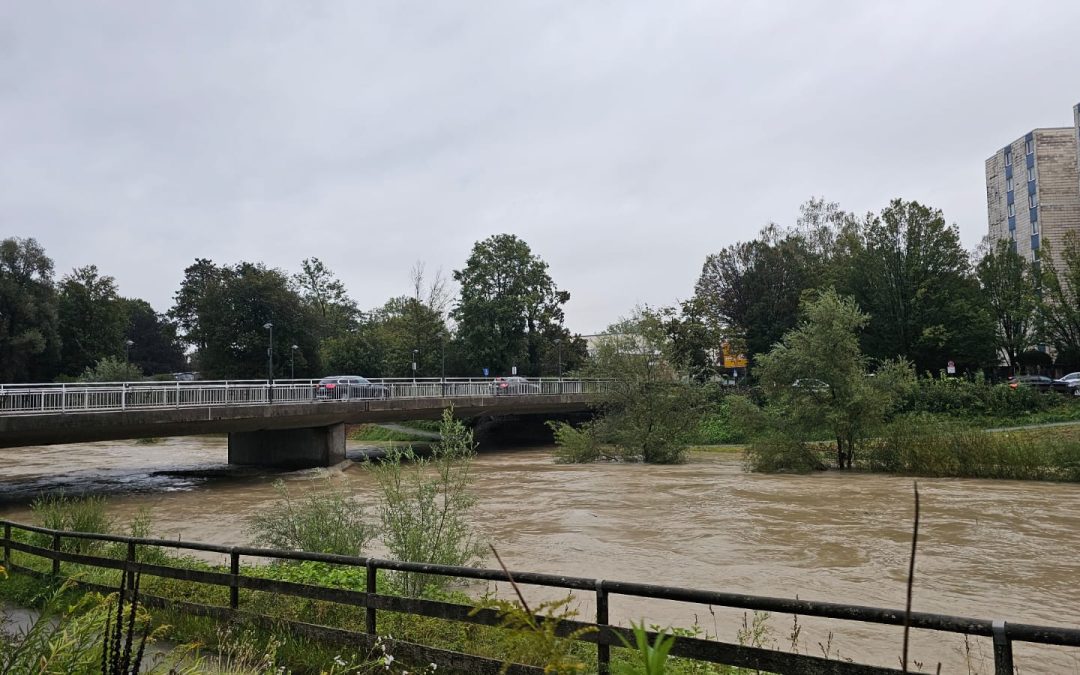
[985,103,1080,270]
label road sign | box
[511,366,517,375]
[947,360,956,375]
[483,367,489,377]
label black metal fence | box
[2,519,1078,674]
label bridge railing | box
[1,519,1077,674]
[0,378,609,416]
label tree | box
[755,289,897,469]
[694,225,821,368]
[1037,232,1080,369]
[293,257,358,339]
[0,237,60,382]
[79,356,144,383]
[975,239,1038,371]
[120,298,186,375]
[57,265,128,376]
[553,308,707,465]
[171,261,319,379]
[839,200,994,373]
[320,323,383,376]
[452,235,570,376]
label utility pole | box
[263,322,274,402]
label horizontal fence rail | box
[0,378,609,416]
[2,521,1078,674]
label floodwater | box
[1,437,1079,673]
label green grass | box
[686,445,746,455]
[347,424,433,443]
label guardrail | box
[1,520,1077,674]
[0,378,608,416]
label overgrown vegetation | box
[552,308,708,465]
[369,408,483,596]
[247,474,373,556]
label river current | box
[1,436,1078,673]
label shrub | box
[370,408,483,596]
[79,357,143,382]
[743,433,825,474]
[30,493,112,553]
[549,421,602,463]
[696,401,746,444]
[247,475,372,557]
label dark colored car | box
[489,376,540,396]
[315,376,389,400]
[1008,375,1055,392]
[1052,372,1080,396]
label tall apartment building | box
[985,103,1080,269]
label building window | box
[1007,177,1014,191]
[1033,220,1040,235]
[1009,203,1015,217]
[1029,193,1038,208]
[1029,165,1036,182]
[1005,152,1012,166]
[1026,138,1034,154]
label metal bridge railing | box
[2,519,1077,674]
[0,378,608,417]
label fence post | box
[595,580,609,675]
[366,560,377,635]
[126,541,137,594]
[992,620,1014,675]
[3,523,10,568]
[51,532,60,576]
[230,549,240,610]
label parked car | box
[489,376,540,396]
[1008,375,1055,392]
[1053,372,1080,396]
[314,375,389,400]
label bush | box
[30,493,112,553]
[370,408,482,596]
[695,401,746,444]
[863,414,1080,481]
[743,434,826,474]
[79,357,143,382]
[247,475,372,557]
[549,421,602,463]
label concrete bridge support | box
[227,423,346,468]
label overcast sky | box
[3,1,1079,333]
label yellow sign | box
[721,342,748,369]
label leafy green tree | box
[370,296,448,377]
[293,257,358,339]
[120,298,185,375]
[554,308,707,464]
[975,239,1037,370]
[171,261,319,379]
[452,234,570,376]
[839,200,994,373]
[320,322,383,376]
[78,356,144,382]
[57,265,128,376]
[694,225,821,369]
[0,237,60,382]
[755,289,904,469]
[1037,232,1080,369]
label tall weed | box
[371,408,483,596]
[247,474,372,557]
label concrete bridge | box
[0,378,604,467]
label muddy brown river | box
[1,437,1078,673]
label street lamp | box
[554,338,563,379]
[124,339,134,363]
[290,344,298,380]
[412,349,419,385]
[263,322,274,402]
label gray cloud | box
[3,1,1079,332]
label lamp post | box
[554,338,563,379]
[440,333,447,394]
[263,322,274,402]
[412,349,419,386]
[290,344,298,380]
[124,339,134,363]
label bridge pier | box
[227,423,346,468]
